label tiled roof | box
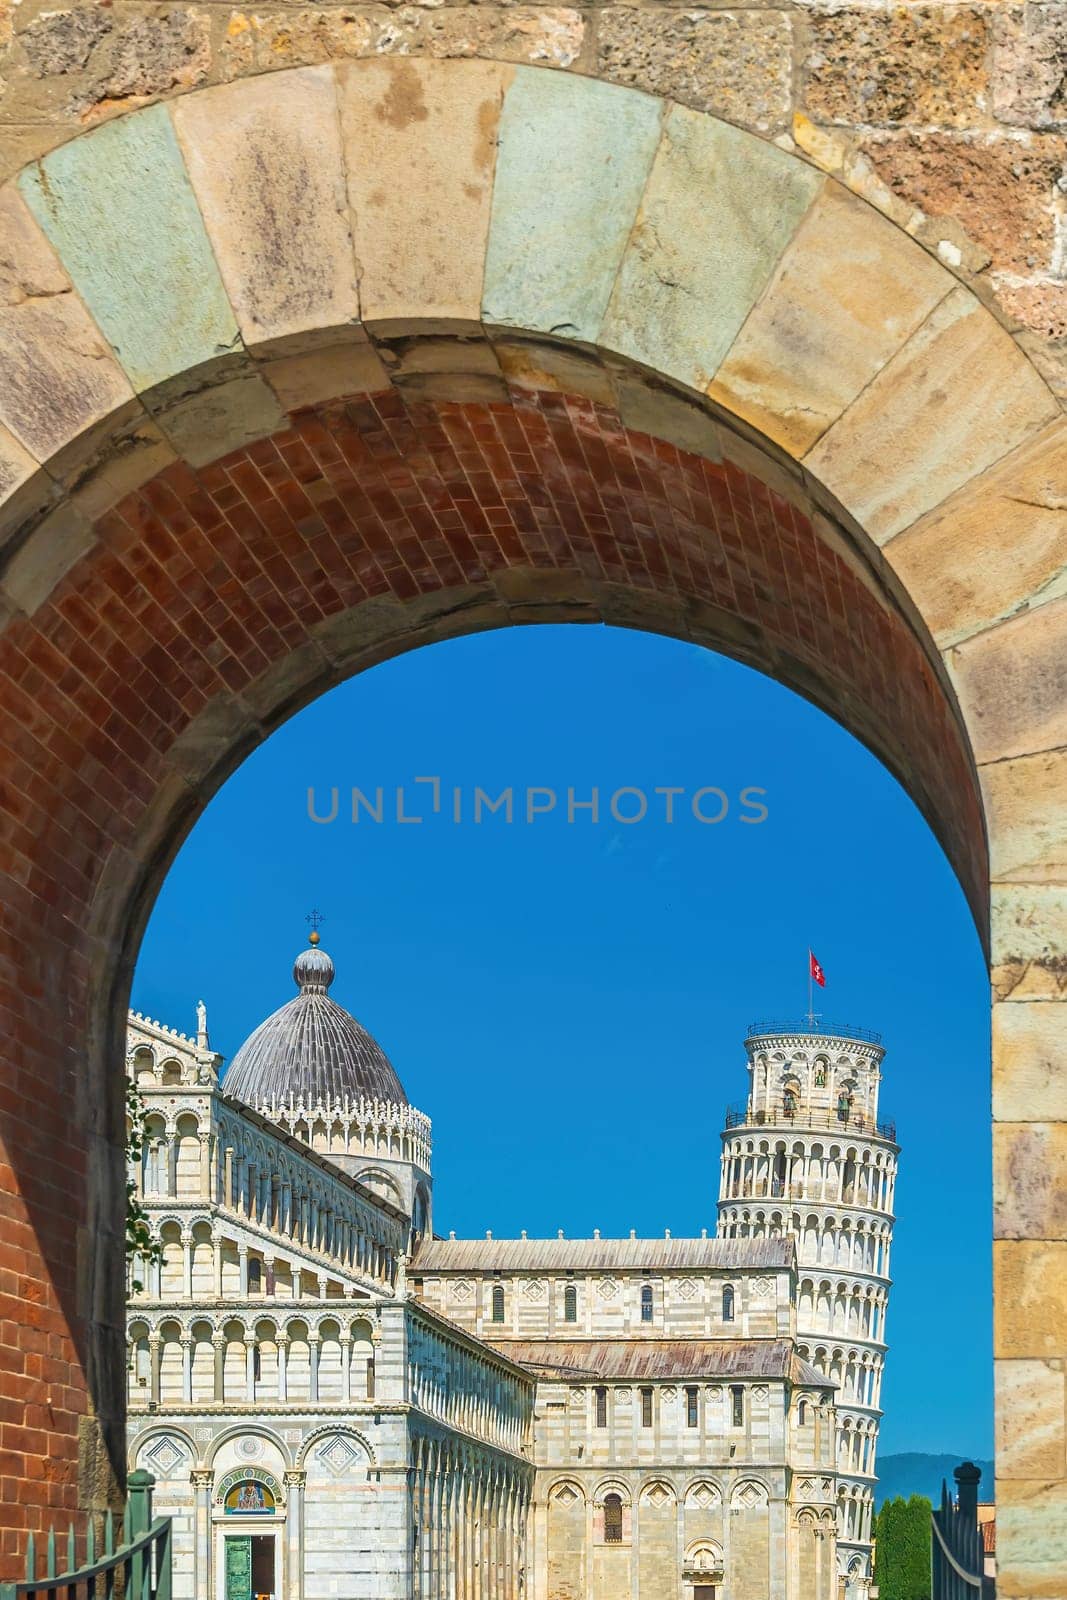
[412,1237,793,1273]
[483,1337,830,1386]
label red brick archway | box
[2,57,1064,1586]
[0,384,982,1560]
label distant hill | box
[875,1453,995,1508]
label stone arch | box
[130,1423,197,1473]
[206,1421,292,1469]
[0,53,1059,1576]
[730,1478,771,1509]
[297,1423,376,1471]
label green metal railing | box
[1,1471,172,1600]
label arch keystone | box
[342,58,514,335]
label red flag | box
[809,950,826,988]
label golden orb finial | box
[306,908,324,945]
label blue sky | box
[134,623,992,1458]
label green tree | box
[873,1495,933,1600]
[902,1495,933,1599]
[126,1077,163,1293]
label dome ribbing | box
[223,942,407,1108]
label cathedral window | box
[641,1388,653,1428]
[640,1284,653,1323]
[686,1387,699,1427]
[730,1385,744,1427]
[595,1387,608,1427]
[603,1494,623,1544]
[798,1399,807,1425]
[491,1284,505,1323]
[366,1356,375,1400]
[252,1345,261,1382]
[563,1284,577,1322]
[722,1285,735,1322]
[248,1259,261,1292]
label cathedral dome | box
[223,937,407,1108]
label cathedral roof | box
[412,1236,794,1273]
[222,937,407,1110]
[484,1338,831,1386]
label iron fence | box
[931,1463,995,1599]
[0,1471,172,1600]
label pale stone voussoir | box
[17,103,240,396]
[883,416,1067,652]
[171,66,361,356]
[341,57,515,333]
[601,102,824,393]
[947,596,1067,768]
[805,285,1060,547]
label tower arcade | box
[716,1024,898,1598]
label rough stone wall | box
[0,0,1064,394]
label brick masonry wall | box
[0,382,983,1568]
[0,0,1064,397]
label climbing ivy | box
[126,1077,163,1293]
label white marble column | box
[284,1471,305,1600]
[181,1336,192,1404]
[277,1335,288,1403]
[192,1470,213,1600]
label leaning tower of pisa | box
[715,1019,898,1599]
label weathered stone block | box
[492,337,616,406]
[948,598,1067,766]
[0,423,53,551]
[19,103,240,393]
[995,1242,1067,1358]
[602,105,823,391]
[994,3,1067,130]
[0,185,134,464]
[483,68,663,344]
[996,1477,1067,1594]
[884,418,1067,649]
[0,501,94,615]
[151,370,285,469]
[992,885,1067,1002]
[996,1359,1067,1481]
[708,179,952,457]
[173,67,359,355]
[859,132,1065,278]
[806,287,1058,544]
[995,1122,1067,1240]
[260,339,392,412]
[981,749,1067,885]
[20,7,113,76]
[217,7,585,78]
[802,6,989,129]
[993,999,1067,1123]
[597,8,793,135]
[342,58,511,330]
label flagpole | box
[807,949,812,1028]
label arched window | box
[491,1284,505,1323]
[798,1399,807,1425]
[563,1284,577,1323]
[603,1493,623,1544]
[722,1285,735,1322]
[730,1385,744,1427]
[783,1088,797,1116]
[595,1387,608,1428]
[640,1284,654,1323]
